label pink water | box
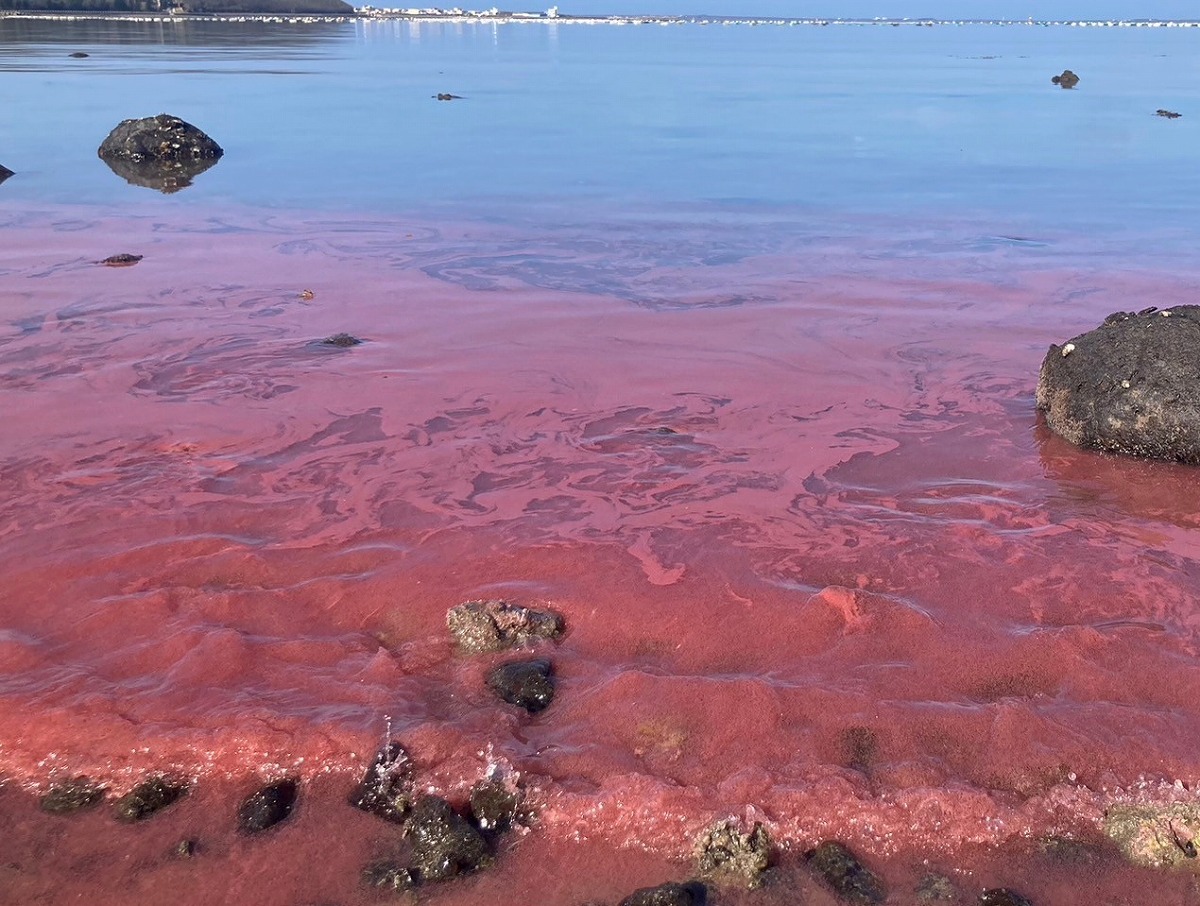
[3,206,1200,904]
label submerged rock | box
[1104,802,1200,867]
[1036,305,1200,463]
[114,776,188,822]
[40,777,106,814]
[619,881,708,906]
[97,114,223,193]
[1051,69,1079,88]
[447,599,564,653]
[469,775,523,833]
[237,778,298,834]
[806,841,886,905]
[694,819,772,887]
[98,253,143,267]
[405,796,491,883]
[980,890,1034,906]
[916,873,958,902]
[487,658,556,713]
[363,862,416,891]
[320,332,364,348]
[174,838,199,858]
[348,741,414,823]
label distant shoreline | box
[2,8,1199,26]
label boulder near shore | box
[1036,305,1200,463]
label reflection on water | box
[0,15,348,50]
[99,151,221,192]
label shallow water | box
[3,15,1200,906]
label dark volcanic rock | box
[97,114,223,193]
[1156,108,1183,118]
[237,778,298,834]
[0,164,13,185]
[619,881,708,906]
[348,742,414,823]
[487,657,556,713]
[363,862,416,891]
[114,776,188,822]
[695,819,772,887]
[69,51,89,58]
[99,253,143,267]
[434,93,464,100]
[980,889,1034,906]
[469,776,523,833]
[320,332,364,347]
[41,777,106,814]
[1051,69,1079,88]
[807,841,886,905]
[447,599,564,653]
[405,796,491,883]
[1036,305,1200,463]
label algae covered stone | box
[694,818,772,887]
[1104,802,1200,868]
[447,599,563,653]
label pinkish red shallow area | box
[2,205,1200,904]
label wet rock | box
[348,742,414,823]
[99,253,143,267]
[434,93,463,100]
[469,775,523,833]
[237,778,298,834]
[69,51,89,57]
[97,114,223,193]
[320,332,364,347]
[1104,802,1200,867]
[1051,69,1079,88]
[0,163,13,185]
[619,881,708,906]
[487,657,555,713]
[694,818,772,887]
[916,873,958,902]
[1036,305,1200,463]
[174,838,199,858]
[1156,108,1182,118]
[806,841,886,905]
[362,862,416,891]
[405,796,491,883]
[114,776,188,822]
[841,726,878,773]
[447,599,564,653]
[980,889,1033,906]
[40,777,106,814]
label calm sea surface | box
[2,15,1200,906]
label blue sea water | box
[1,14,1198,245]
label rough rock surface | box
[348,741,414,823]
[404,796,491,882]
[1104,802,1200,867]
[980,889,1034,906]
[694,819,772,887]
[40,777,106,814]
[98,114,223,163]
[114,776,188,821]
[447,599,563,653]
[469,776,523,833]
[1036,305,1200,463]
[619,881,708,906]
[806,841,886,905]
[237,778,298,834]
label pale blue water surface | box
[1,15,1198,248]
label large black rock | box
[0,164,13,186]
[97,114,223,193]
[1036,306,1200,464]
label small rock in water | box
[447,599,564,653]
[320,332,363,347]
[0,164,14,185]
[619,881,708,906]
[348,741,414,823]
[69,51,89,57]
[114,776,188,822]
[405,796,491,883]
[237,778,299,834]
[1051,69,1079,88]
[40,777,106,814]
[174,838,199,858]
[469,776,523,833]
[980,889,1034,906]
[1156,108,1183,118]
[841,725,878,773]
[694,818,772,887]
[99,253,143,267]
[487,658,556,713]
[1104,803,1200,866]
[434,93,464,100]
[806,841,886,905]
